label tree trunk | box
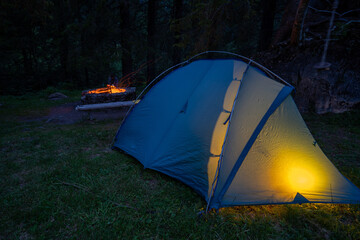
[272,0,299,46]
[84,67,89,87]
[258,0,276,51]
[56,0,69,82]
[76,101,135,111]
[172,0,183,64]
[80,31,88,87]
[147,0,156,84]
[290,0,310,46]
[60,33,69,80]
[21,47,34,84]
[120,0,133,83]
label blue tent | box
[113,53,360,210]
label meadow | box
[1,91,359,239]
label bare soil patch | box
[25,102,129,124]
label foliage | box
[171,0,263,56]
[0,93,359,239]
[0,0,270,95]
[1,0,359,95]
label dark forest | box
[1,0,359,99]
[1,1,360,239]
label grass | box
[0,92,359,239]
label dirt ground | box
[30,102,130,124]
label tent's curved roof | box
[113,55,360,210]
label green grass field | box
[1,92,359,239]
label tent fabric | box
[215,95,360,208]
[113,59,360,209]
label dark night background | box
[1,0,359,113]
[1,1,360,239]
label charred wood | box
[81,87,136,104]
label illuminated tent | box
[112,57,360,210]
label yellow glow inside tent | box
[271,148,328,196]
[288,167,315,191]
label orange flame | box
[87,84,126,94]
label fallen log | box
[76,100,135,111]
[81,87,136,104]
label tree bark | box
[272,0,299,46]
[172,0,183,64]
[56,0,69,82]
[120,0,133,83]
[258,0,277,51]
[290,0,310,46]
[147,0,156,84]
[22,48,33,76]
[80,30,88,87]
[76,101,135,111]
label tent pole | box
[112,51,293,148]
[186,51,293,87]
[215,86,294,205]
[206,61,252,212]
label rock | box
[292,63,360,114]
[255,45,360,114]
[48,92,68,100]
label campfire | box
[81,84,136,106]
[77,64,149,110]
[85,84,126,94]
